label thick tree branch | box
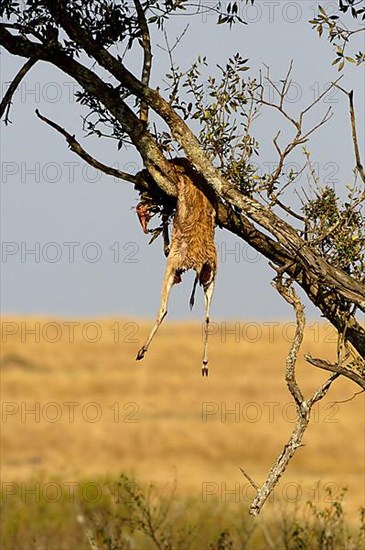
[0,25,177,196]
[0,57,37,124]
[1,23,364,358]
[36,4,365,312]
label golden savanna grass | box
[1,317,364,521]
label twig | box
[328,389,364,406]
[239,467,259,491]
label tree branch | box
[1,20,364,358]
[334,85,365,185]
[134,0,152,125]
[35,109,141,185]
[0,57,37,124]
[0,24,178,196]
[247,279,339,515]
[33,4,365,314]
[305,354,365,391]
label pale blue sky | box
[1,1,364,321]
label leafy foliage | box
[309,4,365,69]
[303,185,365,281]
[290,487,365,550]
[3,474,363,549]
[338,0,365,19]
[165,54,260,195]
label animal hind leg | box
[201,278,215,377]
[136,263,175,360]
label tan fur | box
[136,158,217,376]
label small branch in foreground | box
[35,109,141,186]
[1,57,37,124]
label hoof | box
[202,366,209,377]
[136,348,146,361]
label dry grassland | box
[1,317,364,519]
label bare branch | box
[270,196,305,222]
[327,389,364,405]
[301,106,333,141]
[308,373,340,406]
[280,60,294,110]
[334,85,365,185]
[239,467,259,491]
[134,0,152,125]
[35,109,141,186]
[249,279,307,515]
[305,354,365,391]
[158,26,189,105]
[247,279,339,515]
[299,76,343,121]
[0,57,37,124]
[274,278,305,405]
[258,71,342,199]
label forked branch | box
[244,277,338,515]
[257,68,341,194]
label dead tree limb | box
[247,278,339,515]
